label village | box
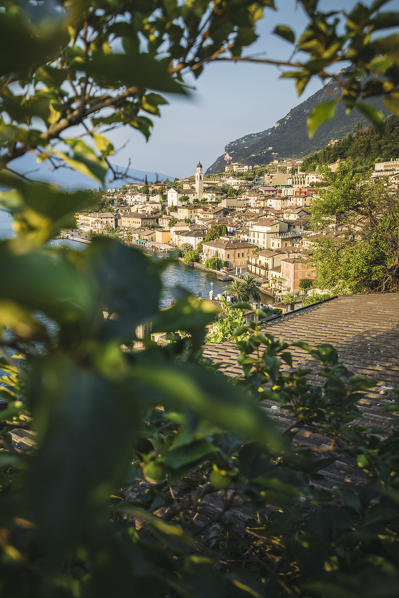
[75,157,399,308]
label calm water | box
[0,210,227,306]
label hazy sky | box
[106,0,397,179]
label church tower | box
[195,161,203,200]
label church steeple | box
[195,161,203,200]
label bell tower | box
[195,161,203,200]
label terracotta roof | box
[203,294,399,487]
[204,294,399,422]
[250,218,281,227]
[202,238,253,250]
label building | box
[280,257,316,292]
[76,212,116,233]
[282,208,311,221]
[269,231,302,250]
[264,173,292,186]
[248,218,289,249]
[374,158,399,173]
[291,171,323,187]
[225,162,252,173]
[220,197,248,209]
[202,238,253,271]
[248,249,300,280]
[195,161,204,200]
[174,229,206,250]
[167,187,179,207]
[176,205,200,221]
[372,159,399,180]
[124,193,148,205]
[155,229,171,244]
[119,214,158,229]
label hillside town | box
[75,157,399,305]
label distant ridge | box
[9,153,173,190]
[206,78,388,174]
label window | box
[227,253,230,258]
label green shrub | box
[205,257,224,270]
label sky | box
[106,0,398,179]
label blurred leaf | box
[0,11,67,77]
[355,102,385,133]
[0,240,94,322]
[133,364,285,453]
[0,299,48,340]
[93,133,114,156]
[86,238,162,340]
[0,175,97,245]
[274,25,296,43]
[54,138,108,183]
[29,356,139,562]
[84,49,188,94]
[151,296,217,333]
[307,101,338,138]
[384,92,399,116]
[164,440,219,469]
[119,505,192,543]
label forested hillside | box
[302,115,399,171]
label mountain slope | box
[206,79,388,174]
[301,115,399,171]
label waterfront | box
[0,210,227,307]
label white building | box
[167,187,179,207]
[125,193,148,205]
[248,218,289,250]
[225,162,252,173]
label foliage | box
[204,224,227,241]
[302,292,335,307]
[302,115,399,171]
[1,1,399,597]
[180,243,194,256]
[299,278,313,291]
[310,160,399,293]
[183,249,199,264]
[205,256,224,270]
[229,274,261,302]
[206,296,248,343]
[282,292,296,305]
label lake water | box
[0,210,227,306]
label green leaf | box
[349,375,376,391]
[339,488,361,513]
[151,295,217,336]
[273,25,296,44]
[164,440,219,469]
[307,101,338,138]
[0,241,94,322]
[355,102,386,133]
[0,174,97,245]
[117,505,192,543]
[93,133,114,156]
[0,12,67,77]
[133,364,285,453]
[86,238,162,340]
[29,356,140,562]
[371,12,399,31]
[53,138,108,183]
[384,92,399,116]
[84,49,188,94]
